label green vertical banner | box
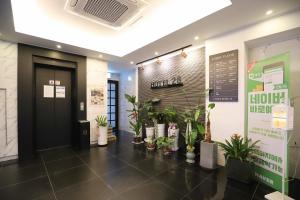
[247,53,290,193]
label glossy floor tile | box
[1,131,298,200]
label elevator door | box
[35,66,72,150]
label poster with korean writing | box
[247,53,290,193]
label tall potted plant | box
[200,103,217,169]
[95,115,108,146]
[164,106,179,151]
[125,94,144,144]
[182,106,205,163]
[218,134,259,183]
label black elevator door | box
[35,67,72,150]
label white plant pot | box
[168,128,179,151]
[98,126,107,146]
[157,124,165,138]
[146,127,155,139]
[186,152,195,163]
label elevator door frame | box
[34,64,76,151]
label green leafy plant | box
[163,106,177,124]
[156,112,165,124]
[95,115,107,127]
[181,105,205,152]
[156,136,174,150]
[217,134,259,163]
[142,100,157,127]
[125,94,144,137]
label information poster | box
[209,49,238,102]
[56,86,65,98]
[43,85,54,98]
[247,53,290,192]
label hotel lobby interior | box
[0,0,300,200]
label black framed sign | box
[209,49,238,102]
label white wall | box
[0,40,18,162]
[119,69,137,133]
[248,38,300,179]
[109,73,120,81]
[86,58,108,144]
[205,10,300,166]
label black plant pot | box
[226,159,253,184]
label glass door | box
[107,80,118,131]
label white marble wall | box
[86,58,108,144]
[0,40,18,161]
[119,69,137,133]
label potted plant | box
[143,101,156,139]
[156,112,165,138]
[145,135,156,151]
[182,106,205,163]
[218,134,259,183]
[200,103,218,169]
[164,106,179,151]
[125,94,144,144]
[95,115,108,146]
[156,136,174,156]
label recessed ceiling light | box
[265,10,273,15]
[56,44,62,49]
[194,36,199,40]
[155,52,159,56]
[98,54,103,58]
[130,61,134,64]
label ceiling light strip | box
[136,44,192,65]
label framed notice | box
[56,86,65,98]
[209,50,238,102]
[90,88,104,105]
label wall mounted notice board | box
[209,49,238,102]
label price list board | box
[209,50,238,102]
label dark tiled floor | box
[1,131,298,200]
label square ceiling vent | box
[65,0,148,30]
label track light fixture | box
[181,49,187,58]
[156,58,162,65]
[140,64,144,70]
[136,44,192,66]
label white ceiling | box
[1,0,300,72]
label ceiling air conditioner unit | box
[65,0,148,30]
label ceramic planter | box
[168,128,179,151]
[145,127,155,139]
[157,124,165,138]
[162,148,171,156]
[226,158,253,184]
[186,151,195,163]
[98,126,107,146]
[200,141,217,169]
[132,136,143,144]
[146,143,156,151]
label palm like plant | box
[217,134,259,163]
[125,94,143,137]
